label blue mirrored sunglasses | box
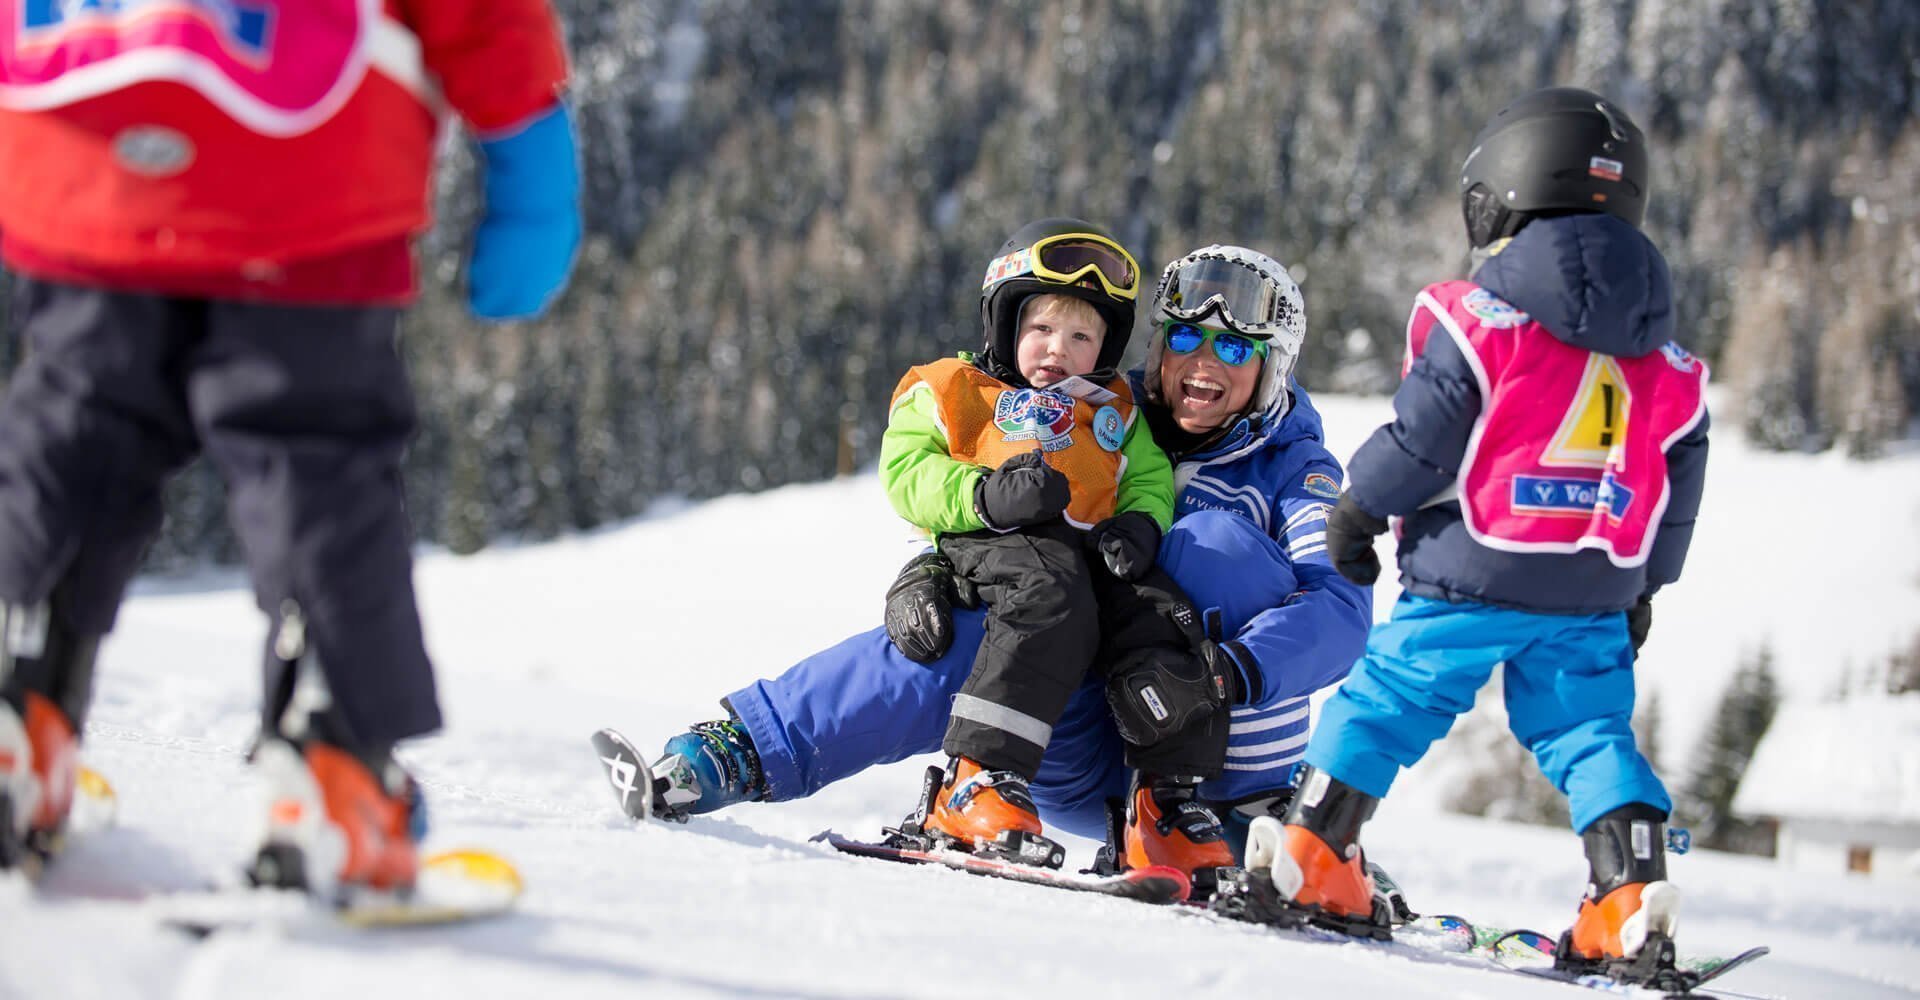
[1162,320,1269,367]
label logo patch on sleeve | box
[1302,473,1342,499]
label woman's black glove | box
[883,552,978,663]
[1325,493,1389,585]
[1626,595,1653,657]
[1104,644,1231,748]
[1087,511,1161,581]
[973,450,1070,530]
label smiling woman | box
[1141,246,1308,440]
[1161,324,1261,431]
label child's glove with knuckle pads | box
[883,551,975,663]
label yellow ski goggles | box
[981,232,1141,302]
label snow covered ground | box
[4,392,1919,999]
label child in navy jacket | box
[1247,88,1710,986]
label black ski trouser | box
[939,521,1099,778]
[939,521,1228,781]
[0,277,440,744]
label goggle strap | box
[1163,296,1295,337]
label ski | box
[159,848,525,937]
[813,830,1191,903]
[13,764,521,934]
[1506,942,1771,997]
[1459,922,1766,981]
[1210,869,1765,996]
[2,764,119,880]
[1208,864,1396,940]
[591,727,669,821]
[73,765,117,828]
[591,726,1187,902]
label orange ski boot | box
[1559,804,1681,978]
[0,691,78,870]
[1,599,97,872]
[915,756,1063,868]
[251,735,423,898]
[1123,774,1236,893]
[249,603,424,898]
[1245,765,1390,937]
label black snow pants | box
[939,520,1227,780]
[0,277,439,744]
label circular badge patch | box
[1093,406,1126,452]
[1463,287,1530,329]
[1659,342,1700,373]
[112,125,195,177]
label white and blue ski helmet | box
[1142,245,1306,422]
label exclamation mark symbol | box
[1599,384,1615,447]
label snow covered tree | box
[1442,667,1681,831]
[1634,687,1665,774]
[1676,645,1781,855]
[10,0,1920,565]
[1890,632,1920,696]
[1442,674,1570,829]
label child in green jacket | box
[878,218,1235,874]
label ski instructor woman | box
[604,235,1371,872]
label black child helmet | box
[1460,87,1650,249]
[978,217,1141,383]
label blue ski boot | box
[644,719,766,821]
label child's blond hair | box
[1022,293,1107,338]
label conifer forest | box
[3,1,1915,564]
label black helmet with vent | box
[978,217,1140,382]
[1460,87,1650,249]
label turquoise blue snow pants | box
[1304,594,1669,832]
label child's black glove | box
[973,450,1070,530]
[1626,595,1653,657]
[883,551,978,663]
[1087,511,1161,581]
[1326,493,1389,585]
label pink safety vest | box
[1403,280,1708,567]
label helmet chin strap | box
[1467,236,1515,278]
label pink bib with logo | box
[1403,280,1708,566]
[0,0,422,135]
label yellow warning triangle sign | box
[1544,354,1631,468]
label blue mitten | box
[468,102,581,320]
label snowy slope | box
[4,393,1919,1000]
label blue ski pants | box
[1304,594,1669,832]
[725,511,1302,840]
